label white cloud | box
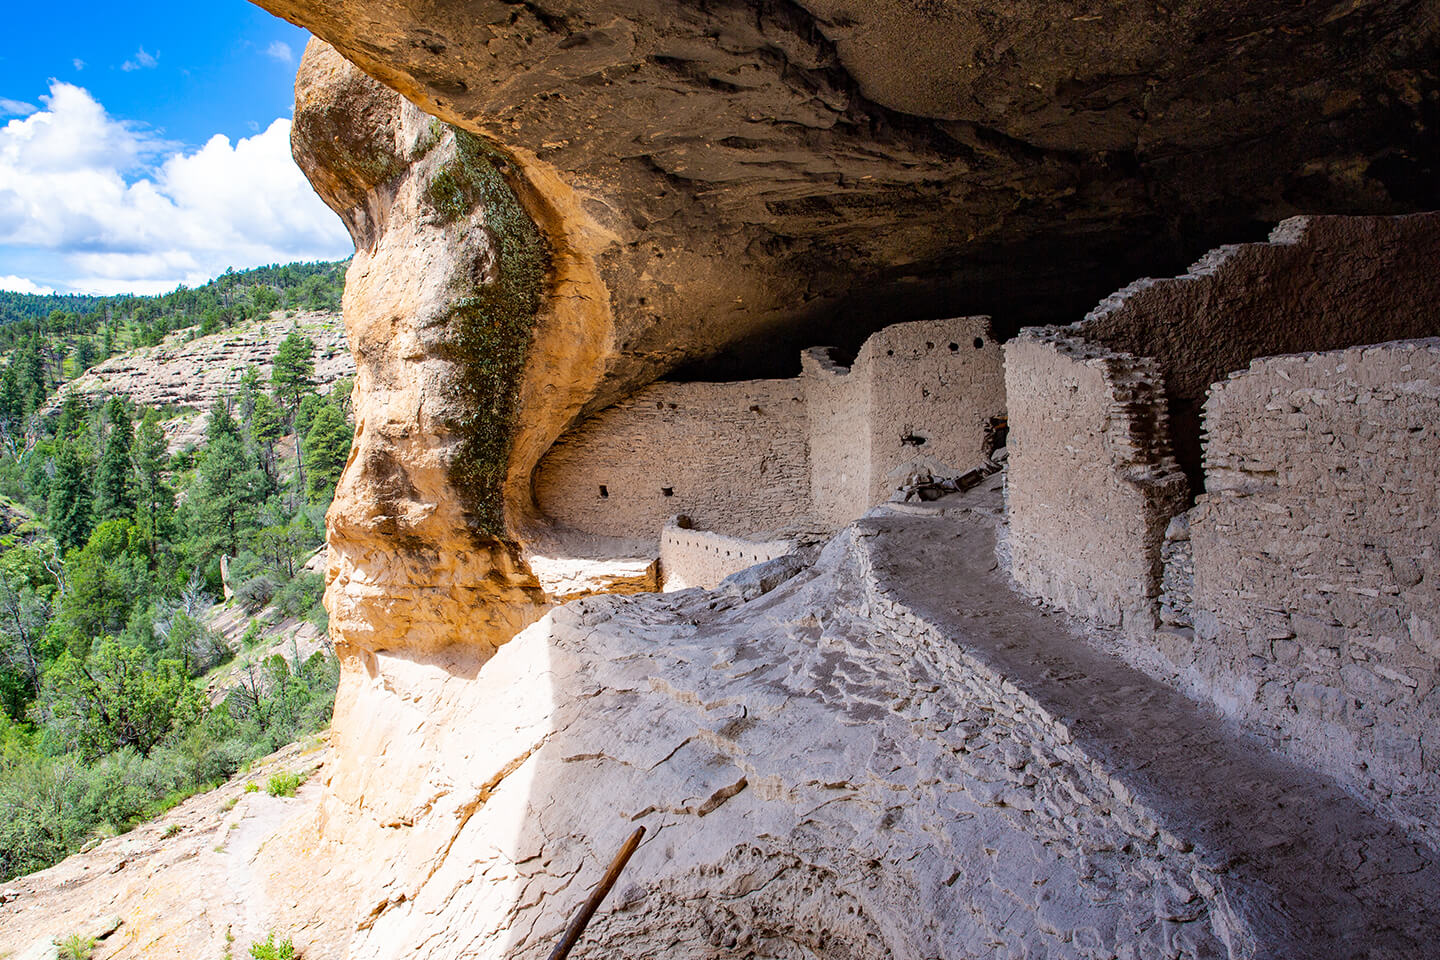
[264,41,294,63]
[121,47,159,72]
[73,59,85,71]
[0,99,37,117]
[0,275,55,295]
[0,82,353,294]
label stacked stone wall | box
[533,380,810,538]
[853,317,1006,504]
[535,318,1007,542]
[659,526,796,591]
[800,347,870,528]
[1080,214,1440,405]
[1004,331,1188,633]
[1184,339,1440,846]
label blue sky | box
[0,1,355,295]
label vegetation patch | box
[249,931,298,960]
[265,771,301,797]
[422,128,550,536]
[0,317,347,882]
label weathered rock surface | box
[259,0,1437,394]
[58,312,350,412]
[245,477,1440,958]
[0,741,327,959]
[293,42,552,663]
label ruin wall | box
[855,317,1006,504]
[537,318,1008,542]
[800,347,870,529]
[659,525,797,591]
[1079,214,1440,404]
[1004,331,1189,633]
[1187,339,1440,846]
[533,380,811,538]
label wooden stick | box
[547,825,647,960]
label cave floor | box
[859,475,1440,957]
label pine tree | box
[47,438,93,552]
[248,393,285,485]
[134,410,174,561]
[303,403,352,503]
[271,328,316,492]
[92,398,136,524]
[196,400,263,559]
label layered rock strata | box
[258,0,1439,393]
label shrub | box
[234,575,277,614]
[273,572,324,620]
[60,934,96,960]
[266,772,299,797]
[249,932,297,960]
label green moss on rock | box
[428,128,549,536]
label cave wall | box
[1185,339,1440,848]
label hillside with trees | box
[0,269,354,882]
[0,261,347,431]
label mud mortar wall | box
[1003,331,1189,632]
[533,379,810,538]
[659,526,795,591]
[1187,339,1440,846]
[535,318,1006,540]
[854,317,1006,505]
[1079,215,1440,408]
[801,346,871,528]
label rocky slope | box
[0,741,326,959]
[61,312,351,411]
[16,478,1435,958]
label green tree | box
[270,328,315,489]
[248,392,285,485]
[235,365,262,423]
[47,438,93,552]
[133,410,174,561]
[39,639,202,759]
[303,403,351,503]
[195,401,264,559]
[92,398,135,524]
[51,520,147,657]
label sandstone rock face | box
[259,0,1436,396]
[293,42,550,662]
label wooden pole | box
[546,825,647,960]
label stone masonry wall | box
[800,347,870,529]
[659,525,796,591]
[854,317,1006,505]
[1187,339,1440,847]
[1004,330,1189,633]
[1076,213,1440,482]
[533,380,810,539]
[536,318,1007,542]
